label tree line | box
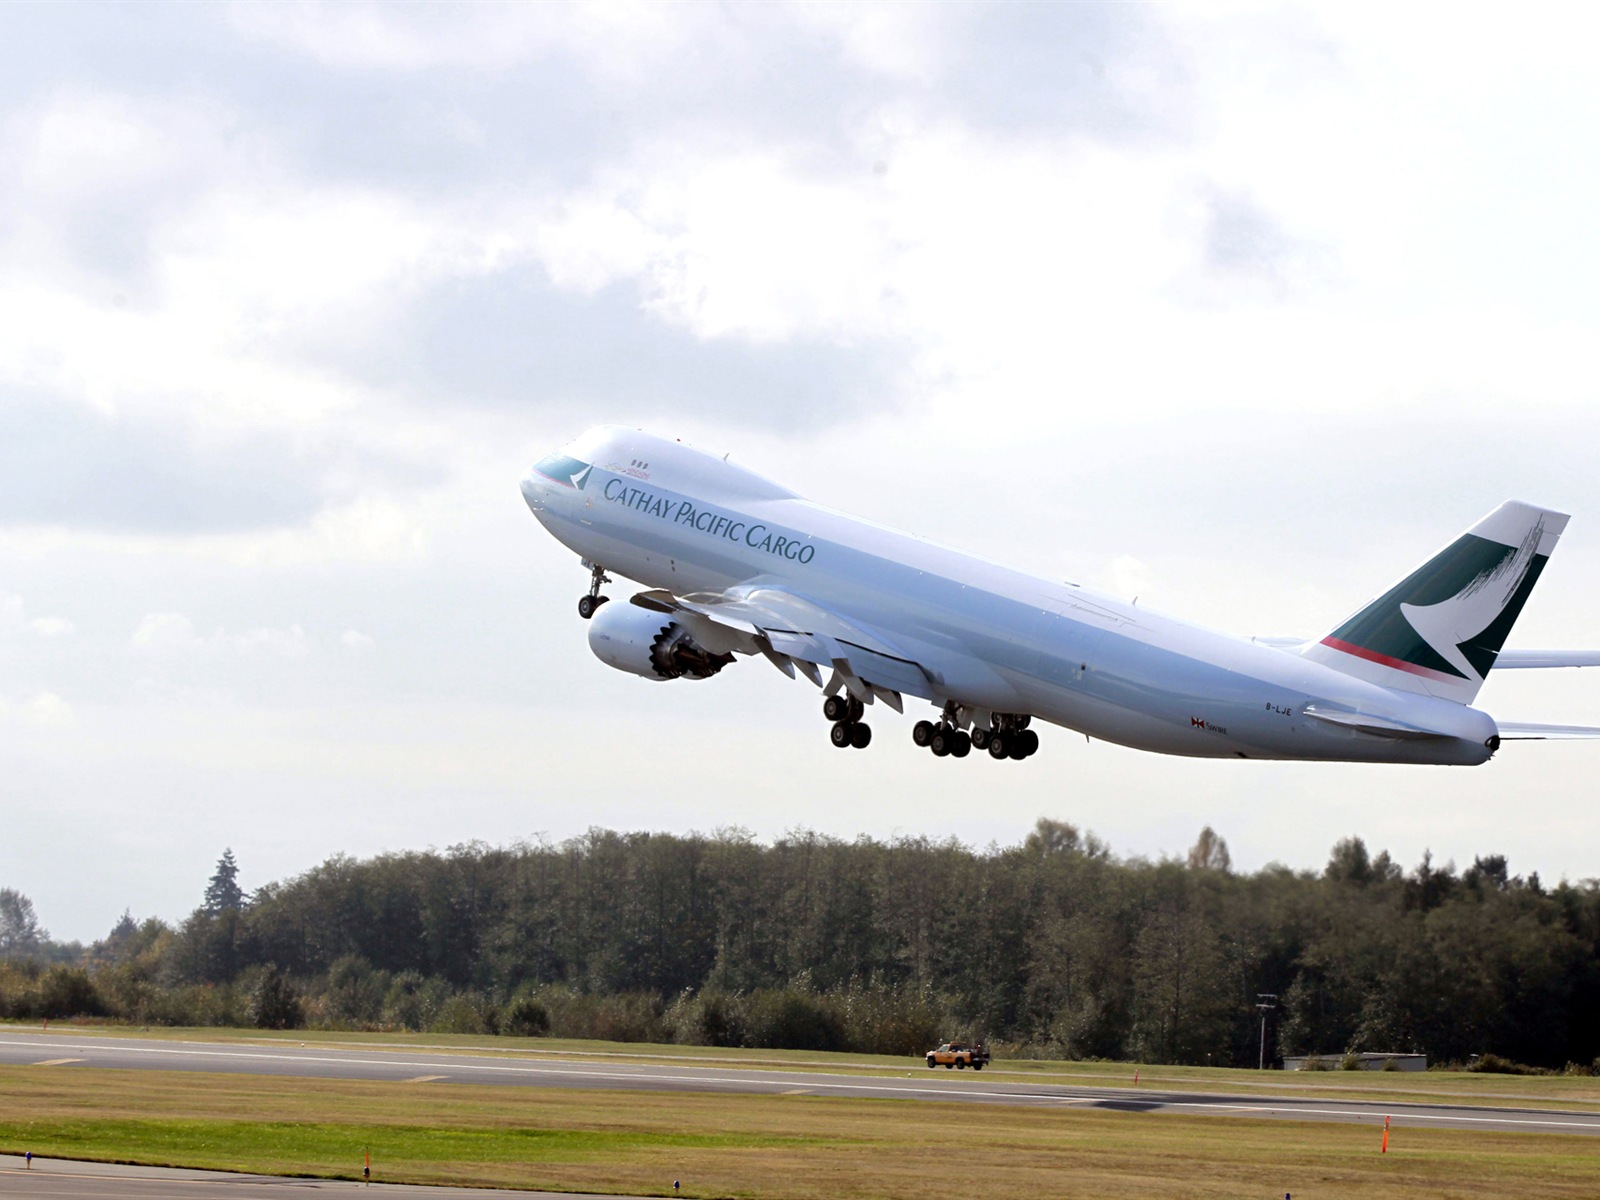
[3,822,1598,1069]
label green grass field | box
[3,1025,1599,1197]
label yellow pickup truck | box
[925,1041,990,1070]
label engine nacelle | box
[586,601,734,681]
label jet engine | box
[586,601,734,681]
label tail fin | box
[1302,501,1568,704]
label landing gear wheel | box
[930,729,951,757]
[823,695,850,722]
[970,727,992,751]
[830,721,854,748]
[847,697,865,723]
[578,594,609,620]
[1018,729,1040,757]
[950,730,971,758]
[1008,740,1028,760]
[912,720,936,747]
[988,735,1009,760]
[850,722,872,749]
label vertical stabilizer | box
[1301,501,1568,704]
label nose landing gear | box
[824,694,871,749]
[578,562,612,620]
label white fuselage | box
[523,427,1499,765]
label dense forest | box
[3,822,1599,1070]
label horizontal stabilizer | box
[1496,722,1600,740]
[1302,705,1451,741]
[1491,650,1600,669]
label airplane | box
[520,426,1600,765]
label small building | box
[1282,1052,1426,1072]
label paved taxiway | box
[0,1156,642,1199]
[4,1031,1599,1137]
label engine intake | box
[587,601,734,681]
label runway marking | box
[32,1058,84,1066]
[404,1075,448,1083]
[781,1088,810,1095]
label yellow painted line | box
[403,1074,448,1083]
[33,1058,84,1066]
[781,1088,810,1095]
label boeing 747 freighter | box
[521,426,1598,764]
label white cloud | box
[0,690,76,728]
[340,629,376,652]
[0,595,75,640]
[130,612,310,659]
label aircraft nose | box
[520,466,546,512]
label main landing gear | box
[912,711,971,758]
[915,711,1038,761]
[974,714,1039,761]
[577,562,612,620]
[824,694,872,749]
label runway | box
[4,1030,1599,1137]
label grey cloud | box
[936,3,1190,143]
[314,267,905,431]
[1,4,1192,212]
[0,394,354,534]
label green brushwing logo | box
[1324,525,1547,682]
[534,454,593,491]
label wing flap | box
[630,585,937,701]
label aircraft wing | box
[630,585,936,708]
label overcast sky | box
[3,2,1598,943]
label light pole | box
[1256,994,1278,1070]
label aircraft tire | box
[578,595,603,620]
[988,735,1009,760]
[970,727,991,750]
[912,720,935,747]
[930,730,950,757]
[850,722,872,749]
[1019,729,1040,757]
[1008,740,1028,760]
[824,695,849,721]
[847,697,866,722]
[830,721,854,748]
[950,731,971,758]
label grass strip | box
[1,1064,1598,1198]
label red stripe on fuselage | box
[1319,637,1463,683]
